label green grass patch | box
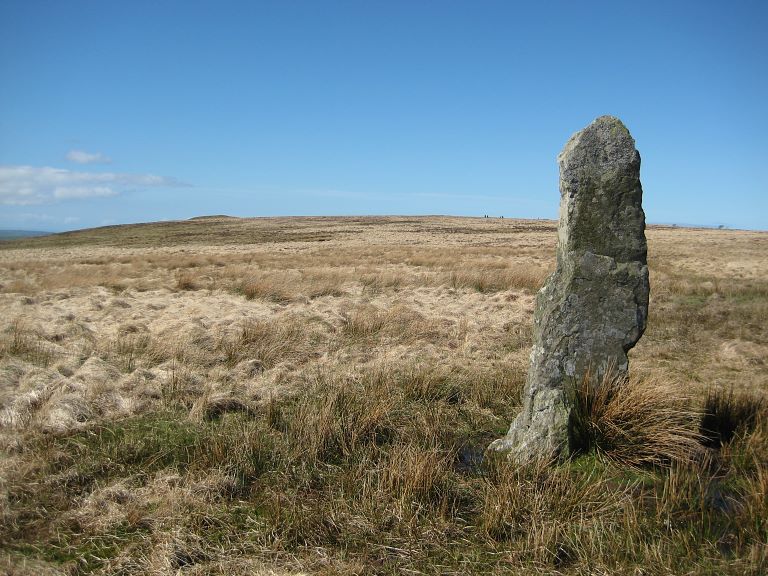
[3,364,767,575]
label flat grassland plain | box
[0,216,766,575]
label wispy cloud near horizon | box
[66,150,111,164]
[0,165,188,205]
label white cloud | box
[0,165,185,205]
[66,150,111,164]
[53,186,117,199]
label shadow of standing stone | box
[488,116,650,463]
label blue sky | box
[1,1,766,231]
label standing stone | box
[488,116,650,463]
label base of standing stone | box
[487,388,569,464]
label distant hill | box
[0,216,359,249]
[0,230,51,240]
[0,215,560,250]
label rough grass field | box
[0,215,766,575]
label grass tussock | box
[236,274,294,303]
[479,458,630,563]
[448,267,548,293]
[215,316,321,370]
[174,270,199,291]
[567,368,705,468]
[0,319,54,367]
[234,270,349,303]
[338,304,442,346]
[700,387,767,448]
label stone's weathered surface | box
[488,116,650,463]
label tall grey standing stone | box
[488,116,650,463]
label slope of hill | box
[0,229,51,240]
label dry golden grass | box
[567,368,705,467]
[0,216,766,574]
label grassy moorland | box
[0,216,766,575]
